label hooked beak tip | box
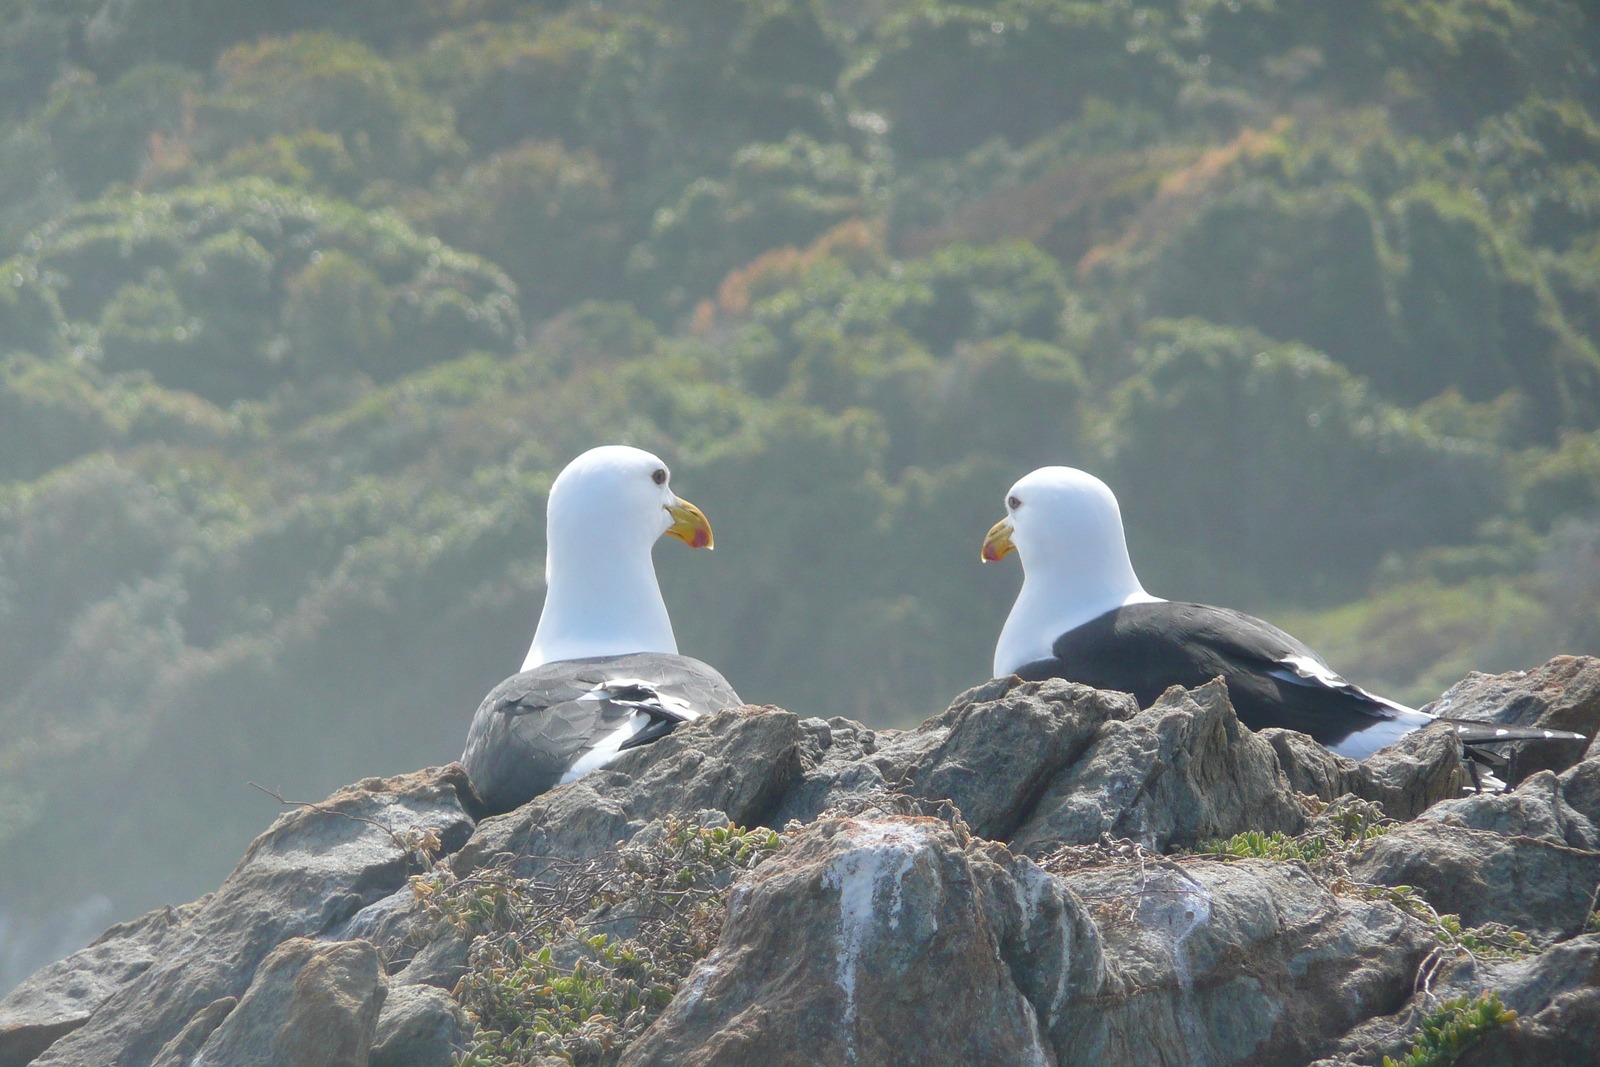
[981,517,1016,563]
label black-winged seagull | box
[979,465,1583,763]
[462,445,741,814]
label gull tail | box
[1441,720,1588,748]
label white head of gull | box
[524,444,713,670]
[982,465,1162,678]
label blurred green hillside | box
[3,0,1600,987]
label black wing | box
[461,652,742,815]
[1013,602,1423,752]
[1014,602,1584,758]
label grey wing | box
[460,664,622,815]
[460,653,743,815]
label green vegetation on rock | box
[416,817,783,1066]
[1381,991,1518,1067]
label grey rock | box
[368,984,469,1067]
[22,660,1600,1067]
[891,677,1138,840]
[1053,857,1436,1067]
[451,706,804,878]
[388,931,471,991]
[1348,822,1600,939]
[1415,768,1600,849]
[1559,754,1600,826]
[1261,721,1465,820]
[1011,680,1306,855]
[620,808,1097,1067]
[769,716,890,826]
[1425,655,1600,782]
[30,766,473,1067]
[191,938,385,1067]
[148,997,236,1067]
[0,899,203,1067]
[1315,934,1600,1066]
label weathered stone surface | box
[191,938,385,1067]
[1261,721,1465,820]
[1453,936,1600,1066]
[1425,655,1600,781]
[620,809,1099,1067]
[1349,822,1600,940]
[148,997,235,1067]
[20,661,1600,1067]
[369,984,469,1067]
[0,899,203,1067]
[1011,680,1306,855]
[1314,934,1600,1066]
[388,929,471,991]
[1052,857,1436,1067]
[451,707,804,877]
[890,678,1138,840]
[769,716,890,827]
[1415,767,1600,849]
[1559,754,1600,825]
[30,766,473,1067]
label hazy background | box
[2,0,1600,992]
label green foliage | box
[41,64,200,196]
[852,1,1176,161]
[197,33,459,185]
[1103,319,1506,603]
[1381,991,1518,1067]
[417,817,784,1066]
[631,133,880,319]
[1351,883,1543,961]
[426,139,624,317]
[5,178,518,398]
[1201,795,1393,864]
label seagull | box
[461,445,742,814]
[980,465,1583,764]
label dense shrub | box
[1103,320,1507,604]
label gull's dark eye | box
[1008,495,1022,510]
[652,468,668,486]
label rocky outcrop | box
[5,657,1600,1067]
[178,939,386,1067]
[1052,856,1435,1066]
[450,704,806,878]
[620,807,1095,1067]
[1349,822,1600,939]
[1261,719,1466,819]
[369,985,470,1067]
[1008,679,1307,854]
[0,900,204,1067]
[19,767,472,1067]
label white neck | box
[993,553,1160,678]
[523,537,677,670]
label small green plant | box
[1203,828,1335,862]
[1380,991,1517,1067]
[1200,795,1392,864]
[415,817,784,1067]
[1339,883,1541,961]
[1587,909,1600,934]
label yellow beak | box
[664,498,715,550]
[981,517,1016,562]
